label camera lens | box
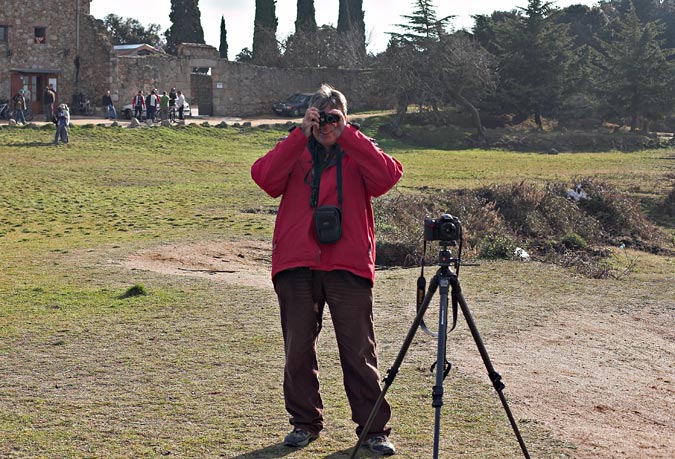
[440,222,456,237]
[319,111,338,125]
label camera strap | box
[308,136,343,210]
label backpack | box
[53,108,63,125]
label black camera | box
[424,214,462,242]
[319,111,339,125]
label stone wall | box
[211,61,386,117]
[112,54,191,108]
[108,45,388,117]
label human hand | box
[301,107,320,138]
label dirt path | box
[123,240,675,459]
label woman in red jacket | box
[251,84,403,455]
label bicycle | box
[0,102,10,120]
[0,103,33,122]
[23,107,35,122]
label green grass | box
[1,123,673,458]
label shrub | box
[561,232,588,250]
[574,178,664,249]
[118,284,148,299]
[479,233,517,259]
[373,178,670,276]
[665,183,675,216]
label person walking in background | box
[23,87,31,111]
[53,103,70,144]
[159,91,169,121]
[146,89,160,122]
[251,84,403,456]
[102,90,117,120]
[168,87,177,122]
[43,85,56,121]
[176,90,185,120]
[132,90,145,120]
[13,89,27,125]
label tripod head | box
[436,241,459,271]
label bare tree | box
[378,1,495,142]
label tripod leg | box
[348,275,440,459]
[432,274,451,459]
[451,277,531,459]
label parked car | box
[121,101,192,120]
[273,93,312,116]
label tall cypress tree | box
[338,1,365,42]
[295,0,317,34]
[337,0,366,61]
[253,0,280,64]
[219,16,228,59]
[166,0,205,55]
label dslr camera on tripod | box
[424,214,462,243]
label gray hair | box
[309,84,348,115]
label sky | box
[90,0,597,61]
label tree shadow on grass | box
[323,447,376,458]
[229,443,297,459]
[1,141,57,147]
[230,445,363,459]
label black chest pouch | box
[314,206,342,244]
[309,137,343,244]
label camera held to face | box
[424,214,462,243]
[319,111,339,125]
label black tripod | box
[349,242,530,459]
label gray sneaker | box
[364,435,396,455]
[283,427,318,447]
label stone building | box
[1,0,385,119]
[0,0,113,116]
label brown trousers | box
[274,268,392,438]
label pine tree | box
[165,0,205,55]
[219,16,228,59]
[253,0,280,65]
[492,0,576,129]
[596,2,675,131]
[389,0,453,50]
[295,0,317,34]
[601,0,675,50]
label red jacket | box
[251,125,403,283]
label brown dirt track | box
[124,239,675,459]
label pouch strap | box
[309,135,343,209]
